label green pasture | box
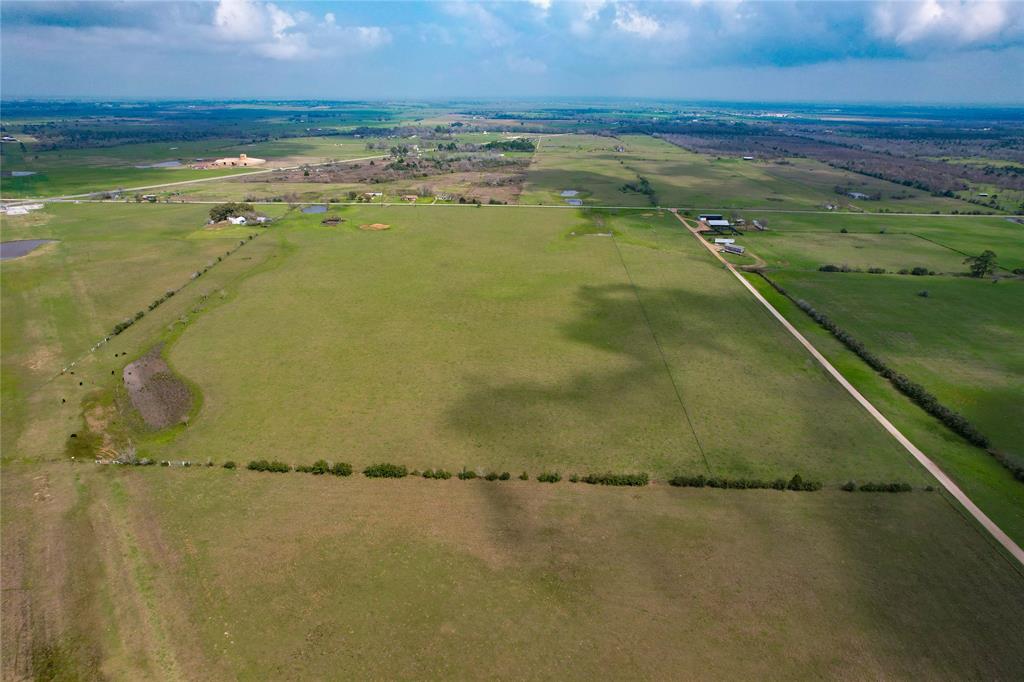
[0,202,291,460]
[142,206,924,483]
[0,135,376,198]
[769,271,1024,462]
[743,213,1024,271]
[748,274,1024,545]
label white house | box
[227,216,247,225]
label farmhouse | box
[723,243,746,255]
[847,191,871,200]
[402,195,418,202]
[227,216,247,225]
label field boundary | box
[672,211,1024,567]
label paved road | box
[673,212,1024,567]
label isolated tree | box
[964,250,997,278]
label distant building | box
[1,135,17,142]
[847,192,870,200]
[706,219,732,229]
[723,244,746,255]
[714,238,735,244]
[698,214,724,222]
[211,153,266,168]
[402,195,418,202]
[742,156,755,160]
[227,216,247,225]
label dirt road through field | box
[673,211,1024,567]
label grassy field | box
[768,271,1024,461]
[129,206,926,484]
[0,202,291,460]
[0,136,377,198]
[520,134,980,213]
[7,463,1022,680]
[735,213,1024,271]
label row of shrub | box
[668,473,822,491]
[841,481,914,492]
[759,275,993,449]
[578,472,649,486]
[819,264,935,276]
[294,459,353,476]
[246,459,290,473]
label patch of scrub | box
[123,347,193,429]
[133,160,183,169]
[1,239,56,260]
[302,205,328,214]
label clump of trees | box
[964,250,997,278]
[536,471,562,483]
[483,138,536,152]
[422,468,452,480]
[209,202,254,222]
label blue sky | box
[2,1,1023,103]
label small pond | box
[302,205,328,214]
[560,190,579,197]
[134,160,183,169]
[1,239,56,260]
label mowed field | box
[153,206,923,483]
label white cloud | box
[527,0,552,13]
[613,4,662,39]
[209,0,389,60]
[570,0,607,36]
[872,0,1020,47]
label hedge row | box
[669,473,822,491]
[819,264,935,276]
[842,481,913,492]
[759,275,997,450]
[579,472,649,486]
[247,459,291,473]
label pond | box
[302,205,328,214]
[1,239,56,260]
[560,190,579,197]
[134,160,183,169]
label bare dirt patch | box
[359,223,391,231]
[123,347,192,429]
